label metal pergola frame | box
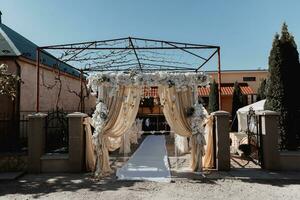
[36,37,222,112]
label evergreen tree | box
[208,80,219,113]
[256,79,267,101]
[231,81,244,131]
[265,23,300,150]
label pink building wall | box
[1,57,96,114]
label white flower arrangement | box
[190,103,208,146]
[92,102,108,147]
[87,71,209,95]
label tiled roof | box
[0,23,80,77]
[198,86,254,96]
[142,86,254,98]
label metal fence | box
[45,110,69,154]
[0,110,83,154]
[0,112,29,153]
[244,108,263,166]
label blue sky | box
[1,0,300,70]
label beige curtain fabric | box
[158,86,192,136]
[190,134,203,170]
[158,86,213,171]
[97,85,142,175]
[203,115,214,169]
[83,117,96,172]
[119,131,131,154]
[85,84,214,175]
[158,86,202,171]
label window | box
[243,76,256,82]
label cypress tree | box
[231,81,244,131]
[208,80,219,113]
[256,79,267,101]
[265,23,300,150]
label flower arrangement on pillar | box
[91,101,109,176]
[190,103,208,152]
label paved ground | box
[1,135,299,199]
[1,171,300,200]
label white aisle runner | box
[116,135,171,182]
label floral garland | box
[88,71,209,96]
[91,101,108,176]
[190,102,208,155]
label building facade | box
[200,69,269,113]
[0,20,96,152]
[0,21,96,116]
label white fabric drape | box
[84,84,214,176]
[93,85,142,176]
[136,118,143,140]
[119,131,132,154]
[174,134,189,155]
[119,121,140,154]
[203,115,214,168]
[83,117,96,172]
[158,85,207,171]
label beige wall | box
[208,70,268,93]
[205,70,268,114]
[1,57,96,113]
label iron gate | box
[242,107,264,167]
[45,110,68,154]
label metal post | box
[217,48,222,110]
[80,69,84,112]
[36,48,40,113]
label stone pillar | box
[257,111,280,170]
[67,112,87,172]
[211,111,230,171]
[27,113,47,173]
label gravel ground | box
[0,174,300,200]
[1,135,298,200]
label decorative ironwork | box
[0,112,28,153]
[45,109,68,154]
[238,107,263,166]
[35,37,223,112]
[40,37,220,73]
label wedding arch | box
[37,37,222,176]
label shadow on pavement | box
[0,173,136,198]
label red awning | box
[198,86,254,96]
[142,86,254,98]
[240,86,254,95]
